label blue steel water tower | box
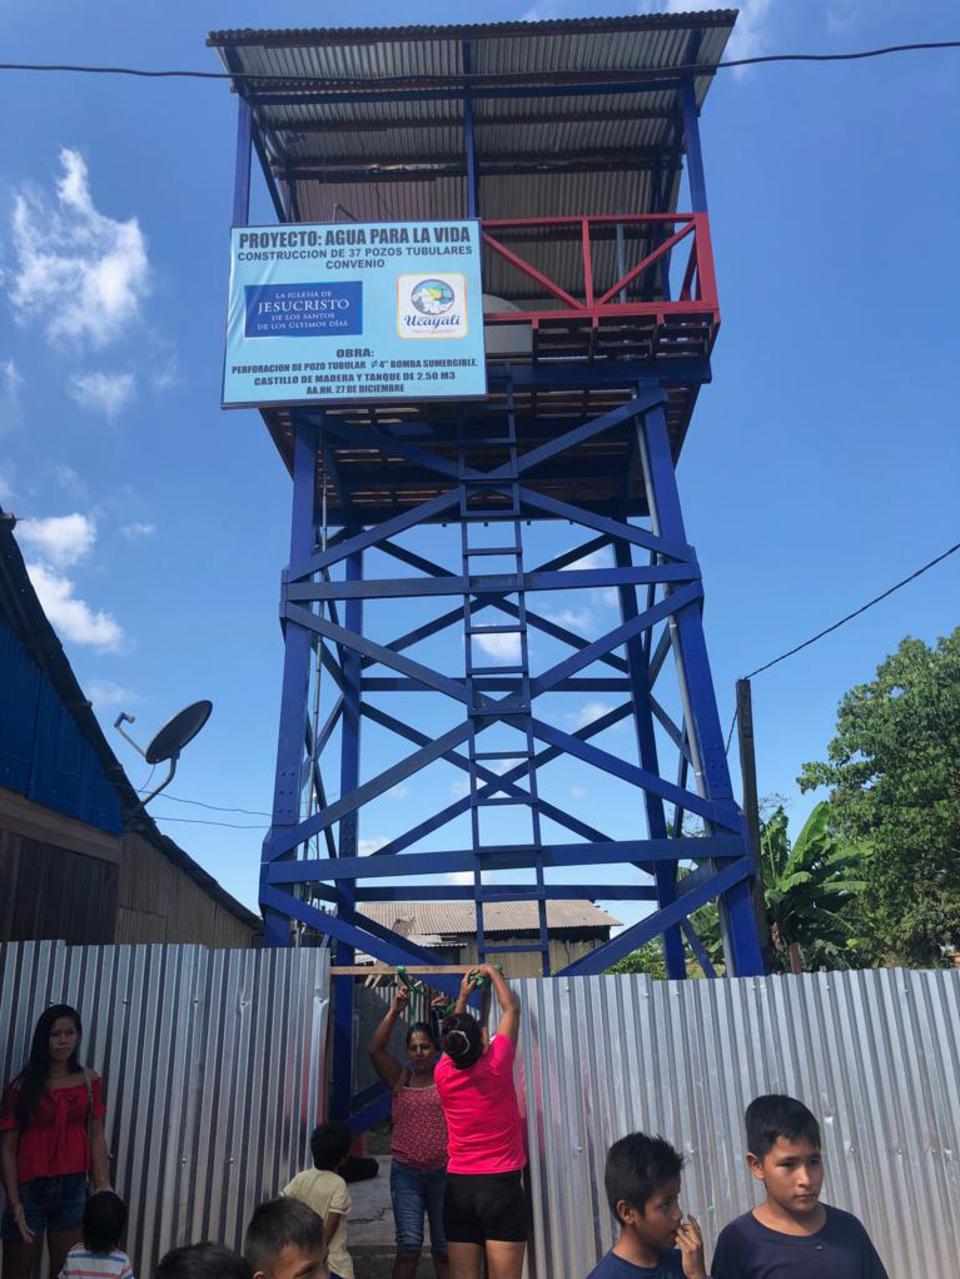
[210,11,763,1125]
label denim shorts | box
[390,1159,447,1252]
[1,1173,88,1239]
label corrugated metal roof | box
[207,14,734,228]
[0,508,260,930]
[360,900,620,935]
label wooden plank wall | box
[117,831,257,948]
[0,828,119,944]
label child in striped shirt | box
[60,1191,134,1279]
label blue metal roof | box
[0,607,123,833]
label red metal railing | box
[480,213,718,328]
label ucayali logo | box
[397,273,468,338]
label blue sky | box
[1,1,958,927]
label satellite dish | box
[145,701,213,765]
[113,700,213,809]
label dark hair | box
[310,1120,353,1171]
[15,1004,82,1126]
[441,1013,484,1070]
[244,1198,326,1275]
[156,1243,253,1279]
[745,1094,821,1159]
[604,1132,684,1222]
[406,1021,439,1050]
[83,1191,126,1253]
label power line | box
[0,41,958,85]
[743,540,960,681]
[141,790,272,817]
[724,538,960,754]
[144,814,269,831]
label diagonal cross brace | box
[529,717,741,832]
[259,886,462,998]
[289,389,665,581]
[559,857,752,975]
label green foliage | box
[760,801,866,971]
[606,804,866,979]
[799,630,960,966]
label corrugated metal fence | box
[4,946,959,1279]
[0,941,329,1277]
[516,969,960,1279]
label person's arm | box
[322,1210,342,1247]
[90,1116,110,1192]
[452,970,475,1017]
[1,1128,34,1243]
[859,1221,890,1279]
[87,1073,110,1192]
[367,986,407,1089]
[706,1223,738,1279]
[479,964,520,1045]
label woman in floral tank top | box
[369,985,448,1279]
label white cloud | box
[662,0,775,63]
[451,778,471,799]
[475,631,522,663]
[444,871,474,886]
[149,355,181,394]
[0,462,13,505]
[0,360,25,437]
[17,512,96,568]
[562,548,610,573]
[55,465,89,499]
[118,521,156,540]
[571,786,588,801]
[26,561,124,650]
[545,606,593,632]
[387,784,408,800]
[68,371,136,419]
[9,149,150,350]
[87,678,136,708]
[826,0,863,33]
[359,835,389,855]
[567,700,615,731]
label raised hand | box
[676,1215,707,1279]
[674,1212,705,1273]
[391,984,410,1014]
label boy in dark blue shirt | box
[712,1095,888,1279]
[585,1132,708,1279]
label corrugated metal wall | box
[4,949,958,1279]
[515,969,960,1279]
[0,614,122,834]
[0,941,329,1277]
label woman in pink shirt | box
[435,965,525,1279]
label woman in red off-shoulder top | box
[0,1005,110,1279]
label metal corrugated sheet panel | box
[0,942,329,1276]
[297,169,680,300]
[514,969,960,1279]
[360,900,620,934]
[208,15,733,227]
[0,612,122,832]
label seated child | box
[60,1191,134,1279]
[281,1121,354,1279]
[244,1198,328,1279]
[586,1132,707,1279]
[155,1243,252,1279]
[711,1094,889,1278]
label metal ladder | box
[458,386,551,975]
